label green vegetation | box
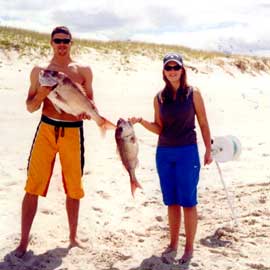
[1,26,269,74]
[0,26,50,56]
[0,26,222,59]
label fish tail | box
[103,117,116,129]
[99,125,106,138]
[98,117,116,137]
[128,170,142,198]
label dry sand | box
[0,50,269,270]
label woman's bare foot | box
[161,245,177,256]
[179,250,193,264]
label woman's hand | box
[128,117,142,125]
[204,149,213,165]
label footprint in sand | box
[96,190,111,199]
[244,218,257,225]
[208,248,230,257]
[251,210,263,217]
[246,263,269,270]
[155,216,163,222]
[5,181,18,187]
[40,208,56,215]
[142,200,162,207]
[124,206,135,212]
[92,206,103,213]
[197,214,205,220]
[258,195,267,203]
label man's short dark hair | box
[51,26,72,39]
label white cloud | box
[0,0,269,55]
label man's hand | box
[36,86,53,100]
[26,85,53,113]
[77,113,91,120]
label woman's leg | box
[168,204,181,250]
[180,206,197,263]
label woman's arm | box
[193,88,212,165]
[129,96,162,135]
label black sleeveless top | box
[157,87,197,147]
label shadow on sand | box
[200,227,233,248]
[0,247,69,270]
[129,253,191,270]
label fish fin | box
[74,82,87,96]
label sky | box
[0,0,270,56]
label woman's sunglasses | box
[164,65,182,71]
[53,38,71,44]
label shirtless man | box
[15,26,93,256]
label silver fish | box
[115,118,142,197]
[39,69,115,130]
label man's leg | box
[15,193,38,256]
[66,196,81,248]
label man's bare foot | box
[13,244,27,258]
[179,250,193,264]
[68,238,86,249]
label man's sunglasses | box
[53,38,71,44]
[164,65,182,71]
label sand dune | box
[0,50,269,270]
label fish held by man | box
[39,69,115,131]
[115,118,142,197]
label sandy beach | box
[0,49,269,270]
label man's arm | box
[77,66,94,120]
[26,66,52,113]
[80,66,93,100]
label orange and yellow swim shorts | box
[25,115,85,199]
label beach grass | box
[1,26,269,74]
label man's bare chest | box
[46,64,84,85]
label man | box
[15,26,93,257]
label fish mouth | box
[115,126,123,138]
[116,118,126,126]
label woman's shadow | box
[129,252,191,270]
[0,247,69,270]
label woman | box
[130,52,212,264]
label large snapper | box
[39,69,115,130]
[115,118,142,197]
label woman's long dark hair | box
[161,66,190,104]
